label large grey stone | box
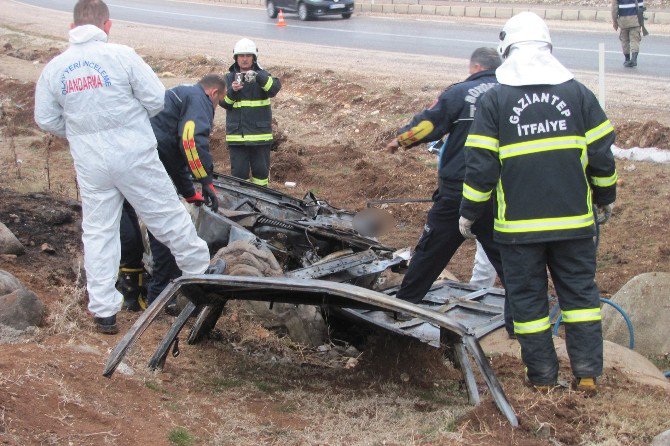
[652,429,670,446]
[0,222,24,255]
[481,329,670,391]
[0,289,45,330]
[602,272,670,356]
[0,270,25,296]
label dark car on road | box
[267,0,354,21]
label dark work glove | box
[202,183,219,213]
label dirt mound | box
[0,189,82,291]
[0,78,38,136]
[615,120,670,150]
[2,41,61,64]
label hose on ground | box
[552,297,635,350]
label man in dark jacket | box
[460,12,617,394]
[220,38,281,186]
[384,48,512,333]
[119,74,226,311]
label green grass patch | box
[210,377,243,393]
[145,381,161,392]
[276,402,298,413]
[253,380,276,393]
[416,388,457,405]
[168,427,194,446]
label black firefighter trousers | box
[120,202,181,304]
[500,238,603,385]
[395,192,512,334]
[229,144,271,185]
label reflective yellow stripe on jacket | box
[590,172,618,187]
[232,99,271,108]
[463,183,492,202]
[261,77,274,92]
[562,308,601,323]
[514,316,550,335]
[466,134,499,152]
[585,119,614,144]
[499,136,586,160]
[494,212,594,233]
[226,134,273,142]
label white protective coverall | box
[35,25,210,318]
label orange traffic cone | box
[277,9,286,27]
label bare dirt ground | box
[1,1,669,445]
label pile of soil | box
[615,120,670,150]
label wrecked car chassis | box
[103,173,519,426]
[103,275,518,426]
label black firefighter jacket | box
[460,79,617,244]
[150,83,216,198]
[396,70,498,197]
[220,62,281,146]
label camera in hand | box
[235,72,244,84]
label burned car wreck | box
[103,172,518,426]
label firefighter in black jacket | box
[460,13,617,394]
[220,38,281,186]
[384,48,513,334]
[119,74,226,310]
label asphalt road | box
[15,0,670,77]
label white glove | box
[244,70,257,83]
[459,216,476,239]
[596,203,614,224]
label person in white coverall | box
[34,0,212,334]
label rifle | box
[634,0,650,36]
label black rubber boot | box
[118,268,147,312]
[94,315,119,335]
[623,53,630,67]
[630,52,638,67]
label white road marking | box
[108,3,670,58]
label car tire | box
[298,2,310,21]
[266,0,279,18]
[342,12,352,19]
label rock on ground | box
[0,289,46,331]
[0,222,24,255]
[602,272,670,357]
[0,269,25,296]
[652,429,670,446]
[481,328,670,391]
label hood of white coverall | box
[496,41,574,86]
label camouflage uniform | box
[612,0,643,65]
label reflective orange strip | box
[182,120,208,179]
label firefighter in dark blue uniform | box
[118,74,226,311]
[384,48,513,334]
[220,38,281,186]
[460,13,617,394]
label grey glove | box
[459,216,476,240]
[596,203,614,224]
[244,70,257,83]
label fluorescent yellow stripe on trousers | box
[514,317,551,334]
[562,308,601,323]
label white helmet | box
[233,38,258,59]
[498,12,552,58]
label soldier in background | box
[612,0,644,67]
